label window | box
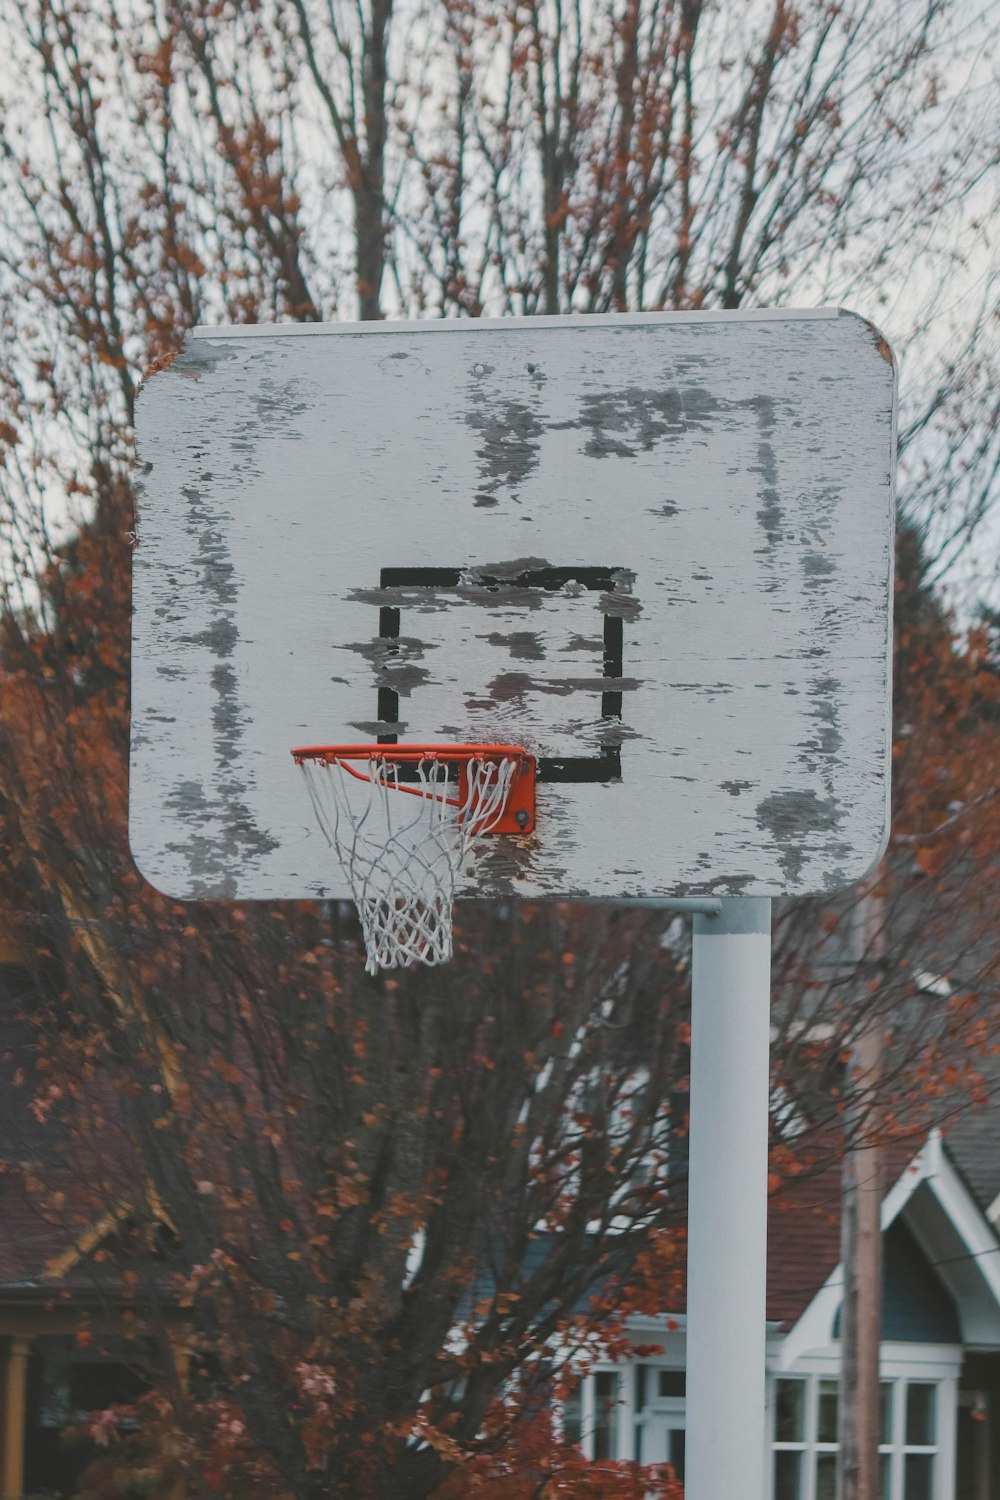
[562,1375,583,1448]
[771,1376,941,1500]
[594,1370,619,1459]
[814,1380,839,1499]
[634,1364,685,1476]
[772,1378,807,1500]
[880,1380,939,1500]
[558,1369,620,1458]
[560,1363,686,1468]
[36,1338,149,1430]
[634,1364,648,1463]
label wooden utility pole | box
[839,888,885,1500]
[1,1336,30,1500]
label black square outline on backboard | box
[374,567,626,782]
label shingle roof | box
[0,964,63,1165]
[939,1066,1000,1213]
[0,965,149,1293]
[0,1184,70,1285]
[763,1135,925,1328]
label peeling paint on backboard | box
[131,309,895,902]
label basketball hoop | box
[291,745,536,973]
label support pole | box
[840,886,886,1500]
[1,1336,30,1500]
[839,1101,883,1500]
[685,897,772,1500]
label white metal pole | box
[685,896,772,1500]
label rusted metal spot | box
[137,346,181,391]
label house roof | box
[761,1037,1000,1329]
[939,1063,1000,1214]
[764,1135,924,1328]
[0,964,64,1167]
[0,965,155,1294]
[0,1188,70,1286]
[771,1126,1000,1363]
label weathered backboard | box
[130,309,895,901]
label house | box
[566,1127,1000,1500]
[3,938,1000,1499]
[0,959,184,1499]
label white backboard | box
[130,309,895,901]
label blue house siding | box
[833,1218,960,1343]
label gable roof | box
[765,1135,922,1329]
[764,1072,1000,1337]
[775,1130,1000,1365]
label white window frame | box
[879,1376,943,1500]
[556,1338,959,1498]
[559,1360,690,1467]
[770,1372,838,1500]
[767,1344,959,1500]
[631,1362,687,1471]
[558,1365,625,1460]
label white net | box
[298,752,521,974]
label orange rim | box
[291,744,536,832]
[291,743,529,764]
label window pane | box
[668,1429,686,1482]
[816,1452,837,1500]
[906,1383,936,1446]
[774,1450,803,1500]
[658,1369,686,1398]
[880,1381,894,1444]
[562,1376,582,1447]
[635,1364,647,1411]
[817,1379,839,1443]
[881,1452,892,1500]
[68,1361,146,1411]
[904,1453,934,1500]
[775,1379,806,1442]
[594,1371,619,1460]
